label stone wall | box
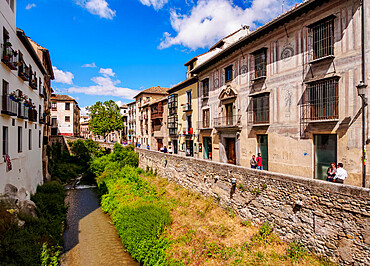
[138,149,370,265]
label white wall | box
[0,0,44,197]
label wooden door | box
[226,138,236,165]
[157,139,163,151]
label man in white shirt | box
[335,163,347,184]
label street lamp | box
[357,81,368,188]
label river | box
[61,186,138,266]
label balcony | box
[213,115,241,129]
[144,113,148,120]
[2,43,18,70]
[197,120,212,130]
[182,103,192,112]
[183,128,193,135]
[29,108,38,122]
[18,103,29,119]
[18,62,29,81]
[1,95,18,116]
[29,72,37,90]
[301,79,339,123]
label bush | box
[96,156,171,265]
[0,182,67,265]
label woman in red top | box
[256,153,263,170]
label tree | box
[87,100,123,141]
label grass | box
[142,173,336,266]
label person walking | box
[256,153,263,170]
[335,163,347,183]
[327,162,336,182]
[250,155,257,169]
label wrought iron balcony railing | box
[182,103,192,112]
[197,120,212,130]
[213,115,241,128]
[29,108,38,122]
[18,62,29,81]
[1,95,18,116]
[2,43,17,70]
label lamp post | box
[357,81,368,188]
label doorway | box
[172,139,178,154]
[203,137,212,159]
[157,138,163,151]
[314,134,337,180]
[186,140,193,156]
[225,138,236,164]
[257,135,268,170]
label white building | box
[0,0,47,196]
[50,94,80,136]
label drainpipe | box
[358,0,368,188]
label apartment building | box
[134,86,168,148]
[0,0,47,195]
[50,94,80,136]
[29,38,54,181]
[191,0,369,186]
[167,78,198,157]
[150,97,168,151]
[127,101,136,144]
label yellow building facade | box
[167,77,199,157]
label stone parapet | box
[137,149,370,265]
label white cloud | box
[80,106,90,116]
[25,3,36,10]
[67,70,140,100]
[159,0,298,50]
[76,0,116,19]
[99,68,115,77]
[82,62,97,68]
[52,66,74,85]
[138,0,169,10]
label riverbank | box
[94,144,334,265]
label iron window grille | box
[302,79,338,121]
[309,17,334,60]
[252,94,269,124]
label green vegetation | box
[87,100,124,140]
[0,182,67,266]
[93,144,170,265]
[93,145,334,266]
[48,139,107,183]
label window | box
[225,65,233,82]
[29,129,32,150]
[39,130,41,148]
[51,102,57,110]
[65,116,70,122]
[186,115,192,133]
[65,102,70,110]
[254,49,267,78]
[226,103,233,125]
[310,17,334,60]
[202,109,210,128]
[3,126,8,155]
[10,0,14,11]
[186,90,192,110]
[252,94,269,124]
[306,79,338,120]
[2,79,9,111]
[202,78,209,98]
[18,126,22,153]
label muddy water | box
[61,188,138,266]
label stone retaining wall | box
[138,149,370,265]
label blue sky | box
[17,0,302,111]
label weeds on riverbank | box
[94,147,335,266]
[0,182,67,266]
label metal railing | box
[1,95,18,116]
[197,120,212,129]
[29,108,38,122]
[182,103,192,112]
[18,62,29,81]
[2,44,18,70]
[301,79,338,122]
[213,115,241,128]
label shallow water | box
[61,188,138,266]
